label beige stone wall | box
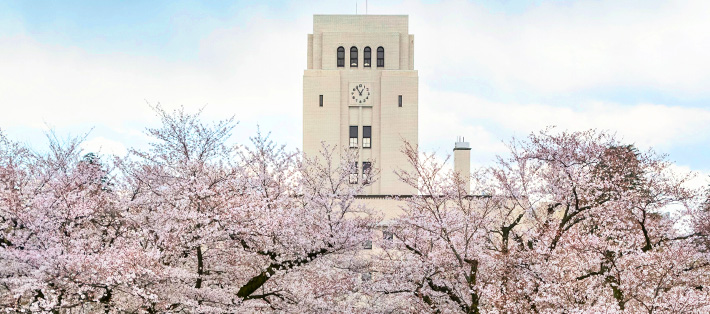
[354,197,407,221]
[304,15,418,196]
[303,70,341,161]
[310,15,411,71]
[380,71,418,195]
[454,148,471,194]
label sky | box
[0,0,708,187]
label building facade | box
[303,15,418,196]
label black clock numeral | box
[359,84,362,87]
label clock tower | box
[303,15,418,195]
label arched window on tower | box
[337,46,345,67]
[364,47,371,67]
[377,47,384,67]
[350,46,358,67]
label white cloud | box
[80,136,128,157]
[418,86,509,159]
[398,0,710,95]
[668,164,710,191]
[0,12,310,148]
[424,88,710,150]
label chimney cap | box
[454,136,471,150]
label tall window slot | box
[350,162,359,184]
[362,161,372,184]
[362,231,372,248]
[398,95,403,107]
[337,47,345,67]
[362,240,372,250]
[364,47,371,67]
[362,126,371,148]
[349,126,358,148]
[377,47,384,67]
[319,95,323,107]
[350,46,358,67]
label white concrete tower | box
[454,137,471,195]
[303,15,418,195]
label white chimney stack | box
[453,136,471,194]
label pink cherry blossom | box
[2,114,708,313]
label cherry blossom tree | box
[373,129,710,313]
[0,131,159,313]
[368,141,510,313]
[4,114,709,313]
[693,184,710,275]
[2,107,379,312]
[118,106,379,312]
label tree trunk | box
[195,246,204,289]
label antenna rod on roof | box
[356,1,358,14]
[366,0,368,14]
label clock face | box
[350,83,371,105]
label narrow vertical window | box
[362,161,372,184]
[350,46,358,67]
[337,46,345,67]
[363,47,371,67]
[377,46,384,67]
[349,126,358,148]
[398,95,403,107]
[319,95,323,107]
[350,162,359,184]
[362,239,372,249]
[362,126,371,148]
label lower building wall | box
[354,196,407,221]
